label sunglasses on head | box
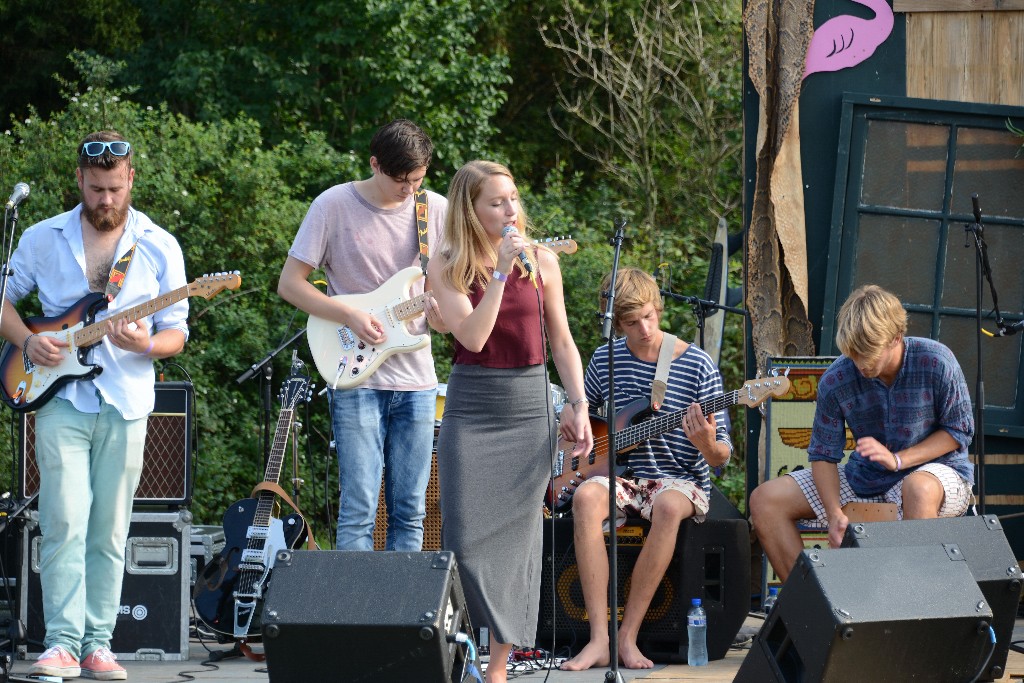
[81,141,131,157]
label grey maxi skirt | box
[436,363,557,646]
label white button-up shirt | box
[5,205,189,419]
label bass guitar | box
[307,236,577,389]
[547,374,790,512]
[193,354,312,643]
[0,272,241,412]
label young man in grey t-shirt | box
[278,119,448,550]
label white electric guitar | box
[306,236,577,389]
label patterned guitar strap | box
[105,239,142,302]
[415,188,429,276]
[650,333,678,411]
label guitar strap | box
[251,481,319,550]
[105,239,141,302]
[651,332,678,411]
[415,188,429,276]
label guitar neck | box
[616,390,739,451]
[252,407,295,528]
[75,283,191,347]
[394,291,431,321]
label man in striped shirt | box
[560,268,733,671]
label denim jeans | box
[34,396,146,659]
[330,388,435,550]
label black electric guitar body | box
[192,359,312,643]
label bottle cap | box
[769,587,778,596]
[691,598,701,606]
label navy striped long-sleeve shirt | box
[584,338,732,495]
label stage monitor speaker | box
[735,545,993,683]
[261,550,474,683]
[19,381,194,506]
[538,513,750,662]
[841,514,1023,681]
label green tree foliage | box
[120,0,510,174]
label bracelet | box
[893,451,902,472]
[143,339,155,356]
[22,333,38,367]
[569,398,588,409]
[491,270,508,282]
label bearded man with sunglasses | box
[1,130,189,680]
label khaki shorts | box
[578,476,709,530]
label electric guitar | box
[306,236,577,389]
[547,374,790,512]
[193,356,312,642]
[0,272,241,412]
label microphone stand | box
[599,219,627,683]
[0,204,24,333]
[236,327,307,470]
[658,292,746,351]
[964,194,993,514]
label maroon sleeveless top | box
[453,269,546,368]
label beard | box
[82,193,131,233]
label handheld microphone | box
[5,182,29,210]
[501,225,533,273]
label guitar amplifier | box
[20,508,192,661]
[19,381,194,506]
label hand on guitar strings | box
[106,317,151,354]
[423,293,449,334]
[23,333,68,368]
[344,307,387,346]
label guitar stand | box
[206,638,265,663]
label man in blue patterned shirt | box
[750,284,974,583]
[560,268,732,671]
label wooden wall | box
[896,1,1024,106]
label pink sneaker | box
[81,647,127,680]
[29,645,81,678]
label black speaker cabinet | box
[537,514,749,662]
[19,381,194,506]
[841,515,1023,681]
[261,550,474,683]
[735,545,994,683]
[21,509,192,660]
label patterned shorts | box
[578,476,710,530]
[788,463,973,529]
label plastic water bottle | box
[764,586,779,615]
[687,597,708,666]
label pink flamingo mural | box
[804,0,894,79]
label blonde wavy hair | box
[835,284,908,362]
[439,160,535,294]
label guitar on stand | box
[193,353,314,654]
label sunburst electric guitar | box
[0,272,241,412]
[307,236,577,389]
[547,374,791,512]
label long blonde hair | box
[439,160,533,294]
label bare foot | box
[559,639,611,671]
[619,639,653,669]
